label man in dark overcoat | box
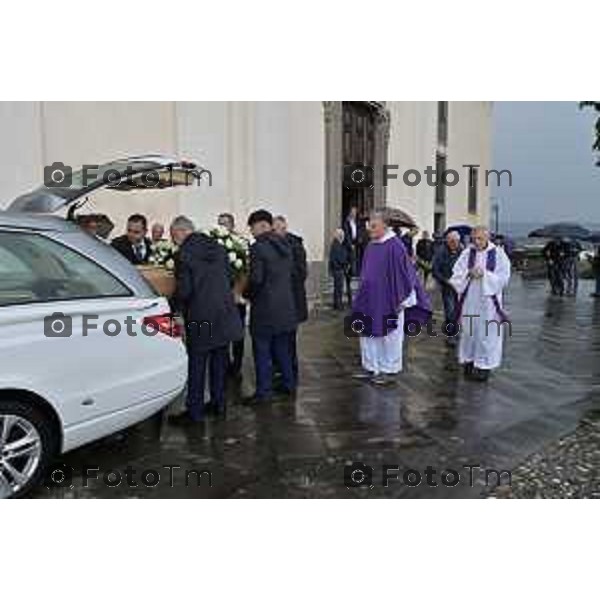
[170,216,243,423]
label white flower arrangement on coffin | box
[203,226,250,273]
[148,239,177,271]
[139,240,177,297]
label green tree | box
[580,101,600,165]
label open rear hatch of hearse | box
[6,154,206,214]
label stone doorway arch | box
[323,101,390,260]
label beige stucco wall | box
[0,101,326,260]
[445,101,493,227]
[385,101,438,231]
[385,101,492,232]
[0,102,43,203]
[175,101,325,259]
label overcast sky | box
[492,101,600,227]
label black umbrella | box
[586,231,600,244]
[444,224,472,240]
[386,207,416,228]
[528,222,591,240]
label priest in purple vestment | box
[350,209,431,385]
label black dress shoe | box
[242,394,269,406]
[168,412,204,426]
[351,370,374,380]
[463,362,474,377]
[371,373,397,386]
[227,370,243,384]
[213,404,227,418]
[272,379,288,394]
[205,402,227,417]
[273,388,297,402]
[471,368,490,382]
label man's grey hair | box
[369,207,391,225]
[446,230,461,242]
[471,225,490,236]
[170,215,195,231]
[273,215,287,224]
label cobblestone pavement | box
[487,415,600,499]
[35,276,600,498]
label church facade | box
[0,101,492,278]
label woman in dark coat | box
[170,217,243,423]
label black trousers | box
[272,328,299,379]
[253,331,295,399]
[290,328,299,380]
[229,303,246,375]
[332,269,345,309]
[547,263,564,295]
[186,342,228,421]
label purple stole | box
[457,247,508,322]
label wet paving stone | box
[34,277,600,498]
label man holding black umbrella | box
[543,239,565,296]
[562,238,582,296]
[531,223,589,296]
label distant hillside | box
[502,221,600,239]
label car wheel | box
[0,400,57,499]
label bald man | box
[450,226,511,381]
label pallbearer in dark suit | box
[329,228,351,310]
[244,210,297,403]
[111,214,153,264]
[169,216,243,424]
[273,215,308,382]
[218,212,247,380]
[342,206,363,276]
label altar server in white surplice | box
[450,226,511,381]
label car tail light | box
[142,314,184,338]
